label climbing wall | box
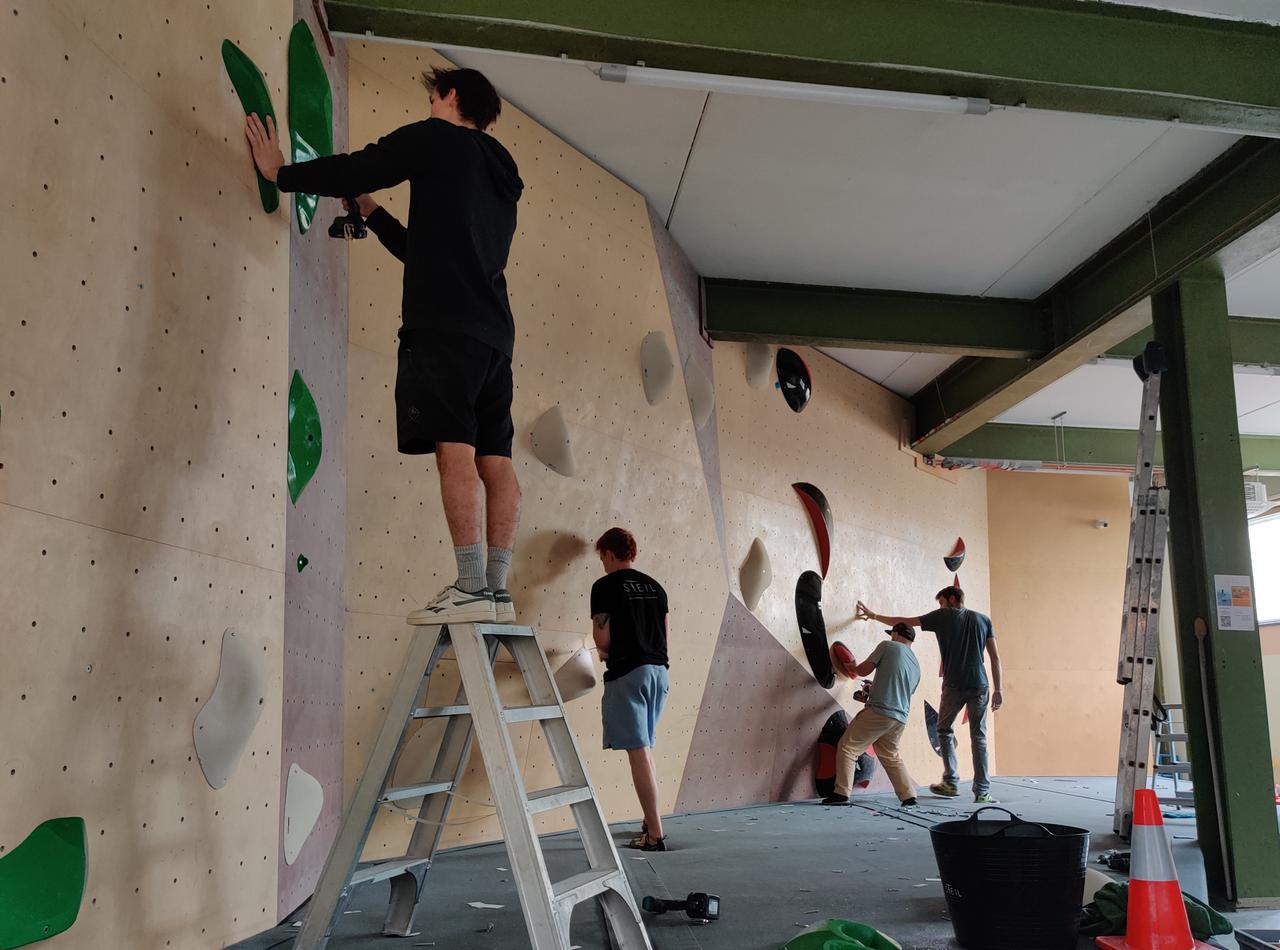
[278,1,348,920]
[1,1,294,947]
[344,41,728,855]
[713,343,992,790]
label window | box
[1249,515,1280,625]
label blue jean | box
[937,686,990,795]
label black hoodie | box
[276,117,524,357]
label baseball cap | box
[885,622,915,642]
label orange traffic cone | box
[1096,789,1214,949]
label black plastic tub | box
[930,806,1090,950]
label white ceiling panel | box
[440,46,706,221]
[818,347,914,385]
[1091,0,1280,24]
[882,353,960,396]
[1227,249,1280,317]
[997,361,1280,434]
[818,348,958,397]
[666,94,1235,295]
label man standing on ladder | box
[244,67,525,625]
[857,586,1004,804]
[590,528,671,852]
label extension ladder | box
[292,622,652,950]
[1113,343,1171,838]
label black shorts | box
[395,331,514,457]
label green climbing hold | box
[781,919,902,950]
[221,39,280,214]
[0,817,87,948]
[296,554,309,572]
[287,370,322,505]
[287,21,333,235]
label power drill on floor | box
[641,892,721,924]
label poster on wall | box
[1213,574,1256,631]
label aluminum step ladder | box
[292,621,652,950]
[1113,342,1171,838]
[1153,703,1196,807]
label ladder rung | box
[527,784,593,815]
[552,868,618,907]
[1158,795,1196,806]
[476,623,537,637]
[350,857,430,887]
[1156,733,1189,743]
[1159,763,1192,774]
[381,780,453,804]
[502,704,563,724]
[413,704,470,719]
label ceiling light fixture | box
[595,63,992,116]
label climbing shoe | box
[821,794,851,807]
[930,782,959,798]
[627,834,668,852]
[900,797,919,807]
[974,792,999,804]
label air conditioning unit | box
[1244,479,1269,518]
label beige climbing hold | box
[744,342,773,389]
[640,331,675,405]
[531,405,576,477]
[194,627,266,790]
[684,356,715,430]
[553,648,597,703]
[284,763,324,865]
[740,537,772,611]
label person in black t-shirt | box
[244,67,525,627]
[590,528,670,852]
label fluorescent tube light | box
[596,63,991,116]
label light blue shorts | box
[602,664,669,750]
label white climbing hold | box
[639,331,674,405]
[553,647,596,703]
[530,405,576,477]
[194,627,266,790]
[684,356,715,430]
[284,763,324,865]
[740,537,772,611]
[744,342,773,389]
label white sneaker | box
[493,588,516,624]
[407,585,496,625]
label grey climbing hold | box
[745,342,773,389]
[530,405,576,477]
[639,331,675,405]
[194,628,266,790]
[684,356,715,430]
[740,537,772,611]
[553,648,596,703]
[283,762,324,865]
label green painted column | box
[1153,265,1280,907]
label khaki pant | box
[834,707,917,801]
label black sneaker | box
[821,794,851,806]
[901,797,919,807]
[627,835,668,852]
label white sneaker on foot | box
[407,585,496,625]
[493,588,516,624]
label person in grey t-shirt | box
[857,586,1004,804]
[821,623,922,808]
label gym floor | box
[232,777,1280,950]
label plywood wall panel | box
[987,470,1130,775]
[3,1,293,945]
[345,41,725,849]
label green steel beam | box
[704,280,1049,358]
[325,0,1280,134]
[1153,267,1280,905]
[942,423,1280,470]
[912,138,1280,455]
[1109,316,1280,364]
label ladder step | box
[1155,732,1189,742]
[381,780,453,804]
[1158,795,1196,806]
[1159,763,1192,774]
[476,623,537,637]
[502,704,563,724]
[350,857,430,887]
[552,868,619,908]
[526,784,593,815]
[413,704,470,719]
